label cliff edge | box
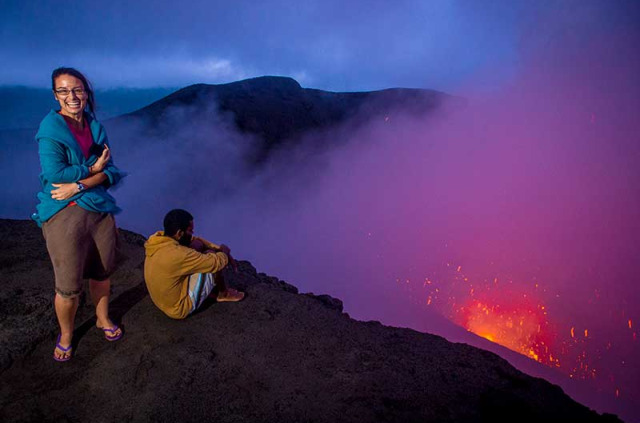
[0,219,622,422]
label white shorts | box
[187,272,215,314]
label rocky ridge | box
[0,219,622,422]
[108,76,460,164]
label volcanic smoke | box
[191,19,640,420]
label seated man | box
[144,209,244,319]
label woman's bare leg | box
[90,278,121,337]
[54,294,78,359]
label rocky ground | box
[0,219,622,422]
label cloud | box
[0,0,525,91]
[104,54,252,87]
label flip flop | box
[98,325,123,342]
[217,288,245,302]
[53,334,73,362]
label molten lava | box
[454,298,558,365]
[405,255,637,400]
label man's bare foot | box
[217,288,245,302]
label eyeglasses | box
[54,88,86,97]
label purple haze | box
[177,12,640,421]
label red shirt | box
[61,114,93,159]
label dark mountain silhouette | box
[0,219,623,423]
[109,76,461,164]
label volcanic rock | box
[0,219,622,422]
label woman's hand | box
[91,144,111,173]
[51,183,80,200]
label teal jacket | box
[32,110,125,227]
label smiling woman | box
[32,67,126,362]
[54,79,89,118]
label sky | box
[2,0,640,421]
[2,0,534,91]
[2,1,636,92]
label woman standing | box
[32,67,125,361]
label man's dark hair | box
[163,209,193,237]
[51,67,96,116]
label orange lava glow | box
[454,298,558,365]
[404,256,638,400]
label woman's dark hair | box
[164,209,194,237]
[51,67,96,116]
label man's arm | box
[181,248,229,275]
[206,244,238,273]
[191,236,220,251]
[189,238,238,273]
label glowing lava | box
[405,255,638,400]
[454,298,558,365]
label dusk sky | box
[2,1,640,421]
[2,0,634,92]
